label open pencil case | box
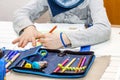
[3,46,95,78]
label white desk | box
[0,21,120,80]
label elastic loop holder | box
[60,32,67,48]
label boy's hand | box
[12,26,42,48]
[39,32,70,49]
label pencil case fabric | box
[3,46,95,78]
[0,49,6,80]
[0,58,6,80]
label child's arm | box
[64,0,111,48]
[12,0,48,48]
[13,0,48,35]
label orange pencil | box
[36,25,57,46]
[75,56,84,73]
[49,25,57,33]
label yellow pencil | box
[61,58,76,73]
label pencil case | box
[2,46,95,78]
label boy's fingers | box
[39,34,45,38]
[42,43,47,47]
[36,32,44,38]
[39,38,45,43]
[36,34,45,42]
[18,38,24,47]
[12,38,20,44]
[21,40,28,48]
[32,37,36,47]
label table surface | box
[0,21,120,80]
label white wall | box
[0,0,50,22]
[0,0,29,21]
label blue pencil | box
[5,51,14,60]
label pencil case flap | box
[3,46,42,69]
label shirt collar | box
[48,0,84,16]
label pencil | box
[36,25,57,46]
[5,53,20,68]
[78,56,86,72]
[80,56,86,67]
[75,56,84,73]
[49,25,57,33]
[61,58,76,73]
[53,58,69,73]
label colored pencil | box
[5,53,20,68]
[61,58,76,73]
[75,56,84,73]
[49,25,57,33]
[53,58,69,73]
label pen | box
[49,25,57,33]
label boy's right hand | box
[12,26,42,48]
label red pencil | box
[49,25,57,33]
[53,58,69,73]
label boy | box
[12,0,111,49]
